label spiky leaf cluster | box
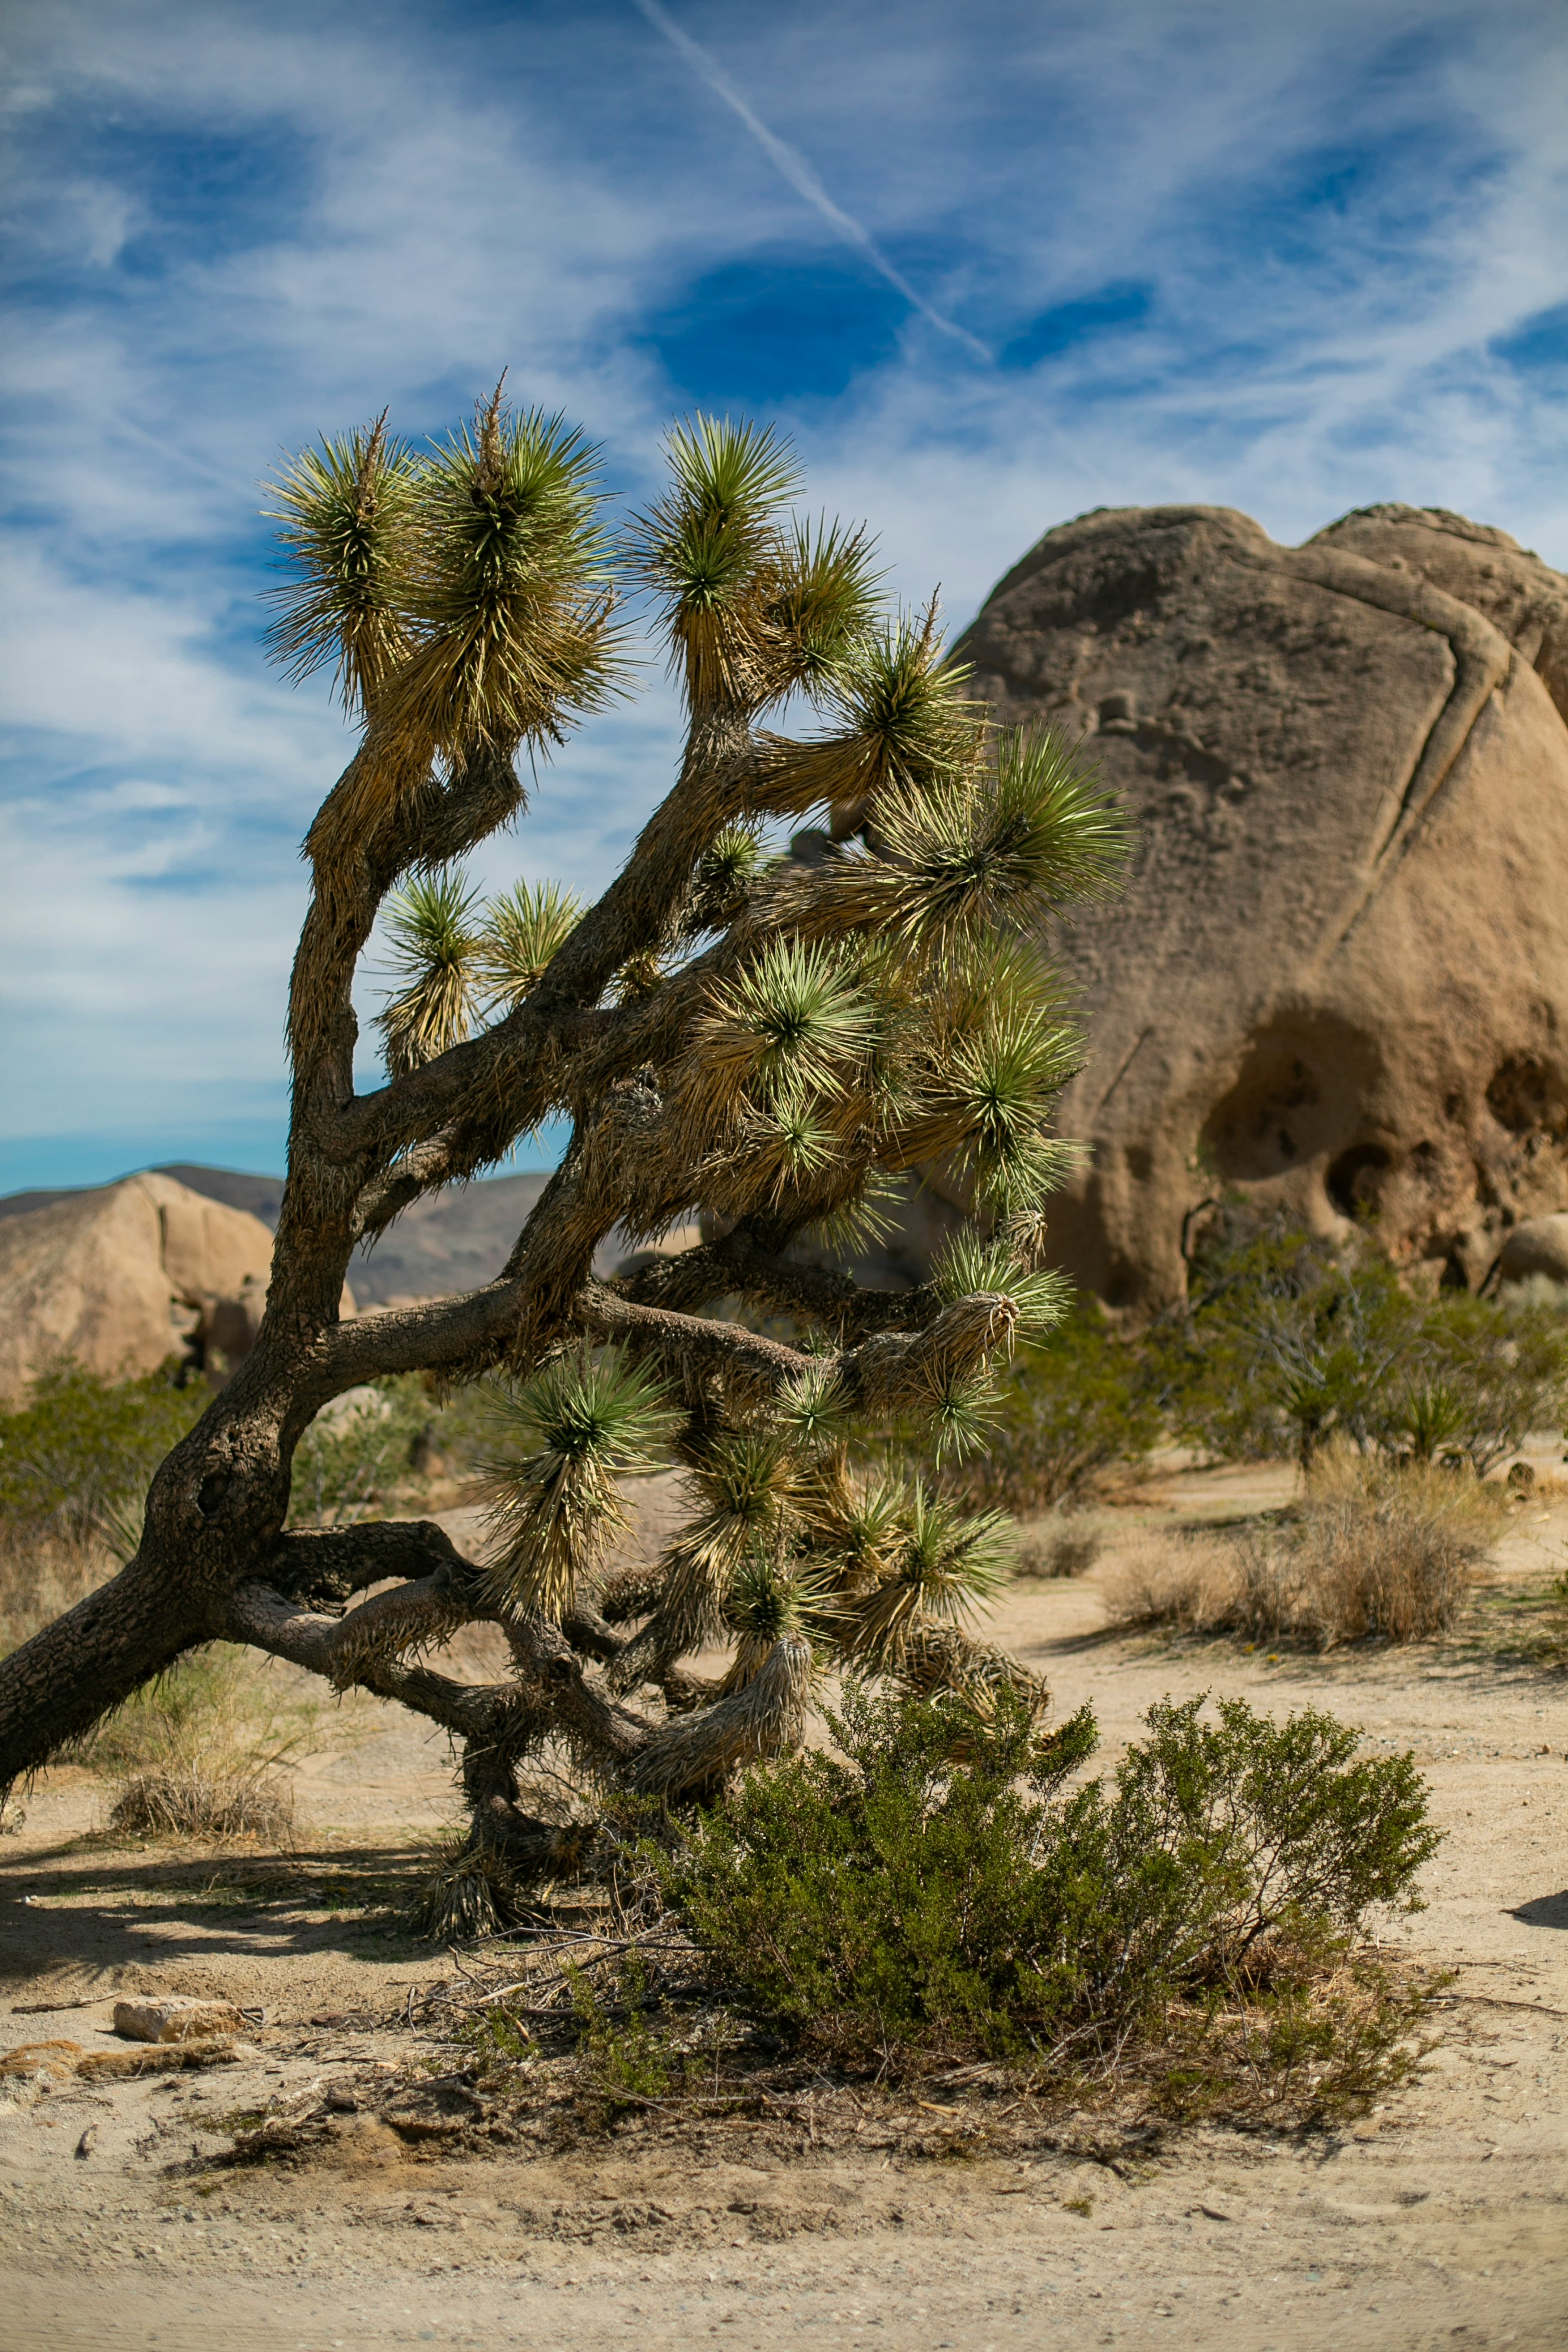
[377,870,482,1077]
[478,1348,679,1619]
[267,389,626,868]
[627,417,880,712]
[262,415,417,713]
[381,397,622,763]
[475,878,583,1011]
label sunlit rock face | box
[956,502,1568,1307]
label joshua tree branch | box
[578,1280,813,1390]
[225,1580,503,1736]
[267,1519,477,1607]
[615,1232,941,1339]
[529,707,759,1011]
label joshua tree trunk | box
[0,396,1123,1924]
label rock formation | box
[1491,1212,1568,1289]
[0,1172,350,1403]
[955,502,1568,1306]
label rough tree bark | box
[0,397,1123,1926]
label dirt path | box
[2,1465,1565,2351]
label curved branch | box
[530,706,758,1012]
[579,1279,813,1391]
[616,1230,941,1340]
[268,1519,475,1607]
[225,1573,466,1685]
[325,1000,607,1166]
[225,1580,507,1737]
[309,1278,529,1396]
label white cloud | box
[2,0,1565,1177]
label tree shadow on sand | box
[0,1838,429,1982]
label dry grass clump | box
[78,1643,317,1848]
[0,1526,115,1658]
[1015,1520,1104,1579]
[1102,1529,1242,1633]
[108,1766,295,1844]
[1105,1447,1504,1649]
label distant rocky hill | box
[337,1171,554,1304]
[0,1164,558,1313]
[957,501,1568,1305]
[0,1172,279,1402]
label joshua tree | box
[0,393,1122,1920]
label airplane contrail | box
[629,0,991,364]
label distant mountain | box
[343,1171,554,1304]
[0,1164,284,1229]
[0,1163,555,1305]
[157,1164,288,1225]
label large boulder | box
[0,1172,348,1403]
[1490,1213,1568,1289]
[956,502,1568,1305]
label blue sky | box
[2,0,1566,1191]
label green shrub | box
[1163,1217,1420,1466]
[656,1686,1438,2111]
[0,1360,209,1657]
[1418,1291,1568,1475]
[1165,1207,1568,1472]
[287,1373,450,1527]
[0,1359,205,1537]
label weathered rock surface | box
[1491,1212,1568,1288]
[0,1171,350,1403]
[957,501,1568,1305]
[111,1995,245,2044]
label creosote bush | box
[1106,1445,1506,1649]
[653,1685,1439,2118]
[1167,1206,1568,1473]
[0,1361,208,1658]
[956,1208,1568,1515]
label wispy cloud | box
[2,0,1565,1187]
[627,0,991,361]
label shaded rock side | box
[0,1172,338,1403]
[957,501,1568,1305]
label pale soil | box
[2,1458,1565,2352]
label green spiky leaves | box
[377,869,482,1077]
[685,824,766,936]
[758,603,981,818]
[773,1361,851,1452]
[479,1348,679,1620]
[842,1484,1013,1668]
[628,416,878,713]
[377,867,584,1070]
[271,390,628,870]
[719,1554,840,1694]
[697,938,874,1107]
[262,414,417,714]
[475,878,583,1011]
[829,725,1127,947]
[381,394,624,764]
[930,1234,1071,1349]
[772,517,883,691]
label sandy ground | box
[2,1459,1565,2352]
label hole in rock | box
[1486,1055,1568,1139]
[1326,1143,1393,1219]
